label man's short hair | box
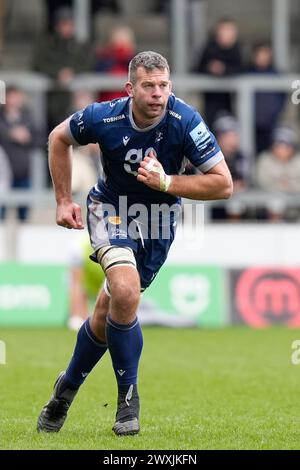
[216,17,237,27]
[54,6,74,23]
[128,51,170,83]
[6,85,22,95]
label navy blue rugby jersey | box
[68,94,223,207]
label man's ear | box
[169,80,173,95]
[125,82,134,97]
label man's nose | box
[152,86,161,97]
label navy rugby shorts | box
[86,186,178,290]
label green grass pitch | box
[1,326,300,450]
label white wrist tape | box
[144,159,172,192]
[160,173,172,192]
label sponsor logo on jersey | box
[103,114,126,123]
[189,121,211,152]
[169,109,182,120]
[123,136,130,146]
[109,97,128,107]
[76,111,85,133]
[155,131,163,142]
[200,147,216,159]
[108,216,122,225]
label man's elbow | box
[48,125,60,147]
[222,176,233,199]
[48,131,54,147]
[48,121,71,146]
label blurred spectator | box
[0,145,12,193]
[68,233,105,330]
[72,144,100,195]
[69,90,101,194]
[67,90,103,331]
[33,6,93,130]
[214,115,248,191]
[152,0,170,13]
[45,0,72,32]
[255,127,300,221]
[33,7,92,81]
[212,114,248,220]
[183,161,199,176]
[248,41,286,154]
[92,0,120,14]
[0,87,44,221]
[194,18,242,127]
[45,1,120,33]
[0,0,6,62]
[94,26,135,102]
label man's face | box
[216,22,238,49]
[56,19,75,39]
[272,143,295,162]
[6,90,25,109]
[254,47,272,70]
[126,66,172,122]
[218,131,239,155]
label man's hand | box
[207,60,226,76]
[137,151,172,192]
[57,68,74,85]
[10,126,32,145]
[56,201,84,230]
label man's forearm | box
[167,173,233,200]
[48,129,73,204]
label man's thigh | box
[136,225,175,291]
[86,193,137,262]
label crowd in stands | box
[0,87,45,221]
[0,2,299,223]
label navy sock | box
[106,316,143,387]
[65,319,107,388]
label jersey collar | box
[128,99,166,132]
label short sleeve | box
[184,113,223,172]
[69,103,97,145]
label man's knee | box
[96,245,140,311]
[110,281,140,311]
